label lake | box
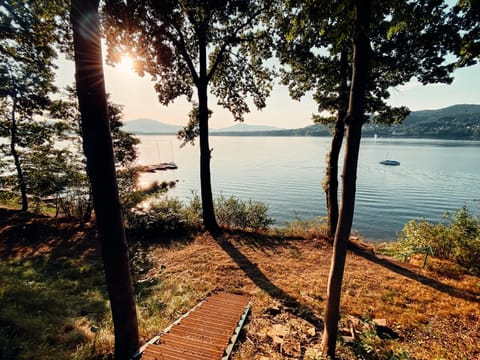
[136,135,480,242]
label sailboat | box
[144,141,178,172]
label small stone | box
[373,318,388,327]
[307,327,316,337]
[268,324,288,345]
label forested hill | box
[363,104,480,139]
[215,104,480,139]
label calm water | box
[136,135,480,242]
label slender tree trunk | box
[325,113,344,239]
[198,34,220,234]
[71,1,139,359]
[321,1,371,358]
[326,52,349,240]
[9,98,28,211]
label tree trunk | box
[325,114,344,239]
[321,1,371,358]
[325,52,349,240]
[9,98,28,211]
[198,34,220,234]
[71,1,139,359]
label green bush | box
[397,206,480,274]
[126,193,274,235]
[277,215,328,239]
[215,194,274,230]
[126,193,203,235]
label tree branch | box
[168,21,199,86]
[207,7,265,82]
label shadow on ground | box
[350,242,480,303]
[216,232,324,329]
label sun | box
[116,54,136,75]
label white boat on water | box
[380,160,400,166]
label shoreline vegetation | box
[1,206,479,360]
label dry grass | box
[1,208,479,359]
[142,231,480,359]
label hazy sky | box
[55,49,480,129]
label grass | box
[1,208,479,359]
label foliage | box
[126,195,203,236]
[48,87,142,222]
[397,206,480,274]
[103,0,274,122]
[177,104,211,147]
[347,319,410,360]
[108,101,140,168]
[274,0,455,125]
[0,0,64,211]
[125,193,274,235]
[451,0,480,66]
[215,194,275,231]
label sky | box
[55,48,480,130]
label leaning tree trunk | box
[321,0,371,358]
[9,98,28,211]
[197,34,220,234]
[325,52,349,240]
[71,1,139,359]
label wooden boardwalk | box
[139,292,250,360]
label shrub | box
[127,197,188,235]
[397,206,480,274]
[126,193,203,235]
[126,193,274,235]
[214,194,274,231]
[278,215,328,239]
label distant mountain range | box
[213,123,284,133]
[123,104,480,140]
[122,118,182,134]
[122,118,284,134]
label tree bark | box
[71,1,139,359]
[326,51,349,240]
[325,113,344,240]
[198,30,220,234]
[321,1,371,358]
[9,98,28,211]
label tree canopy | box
[103,0,275,232]
[452,0,480,66]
